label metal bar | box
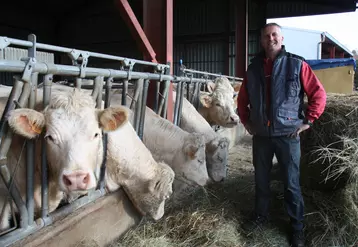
[161,81,170,119]
[194,82,202,110]
[134,80,143,134]
[0,222,42,247]
[173,81,182,126]
[186,81,190,101]
[0,140,29,230]
[80,84,124,90]
[158,80,170,117]
[177,81,185,126]
[41,74,52,218]
[0,36,168,69]
[97,77,113,191]
[181,68,243,81]
[16,80,31,108]
[0,189,104,247]
[91,77,100,102]
[154,81,160,114]
[0,77,24,137]
[121,80,128,106]
[93,76,103,108]
[130,79,142,111]
[26,34,37,227]
[75,78,82,89]
[138,79,149,140]
[0,60,218,84]
[191,81,198,105]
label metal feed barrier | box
[0,34,241,246]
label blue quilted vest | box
[245,46,305,137]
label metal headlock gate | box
[0,34,241,246]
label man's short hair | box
[261,23,282,35]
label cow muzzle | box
[62,171,91,191]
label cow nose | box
[62,172,90,191]
[230,116,238,122]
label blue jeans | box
[252,135,304,231]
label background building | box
[280,26,354,60]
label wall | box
[173,0,265,77]
[280,26,322,59]
[313,65,354,94]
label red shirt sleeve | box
[237,75,250,126]
[300,61,327,122]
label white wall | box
[281,27,322,59]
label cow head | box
[122,161,175,221]
[206,136,229,182]
[7,89,129,194]
[199,77,240,128]
[173,133,209,186]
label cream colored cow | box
[1,89,174,231]
[198,77,240,128]
[109,93,210,192]
[174,92,230,182]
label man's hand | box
[288,124,310,138]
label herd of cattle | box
[0,76,242,233]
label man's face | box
[261,25,284,54]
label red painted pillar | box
[235,0,248,78]
[339,52,345,58]
[143,0,174,122]
[115,0,157,62]
[329,46,336,59]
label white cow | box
[134,106,209,188]
[109,93,210,189]
[198,77,240,128]
[1,89,174,231]
[174,92,230,182]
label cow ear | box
[199,92,212,108]
[207,81,216,93]
[183,144,199,160]
[7,109,45,139]
[98,106,129,132]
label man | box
[237,23,326,247]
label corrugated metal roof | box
[267,0,357,18]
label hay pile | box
[109,133,358,246]
[111,142,291,247]
[300,92,358,246]
[300,92,358,191]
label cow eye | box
[45,135,55,142]
[94,133,100,138]
[215,103,221,107]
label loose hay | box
[300,92,358,246]
[111,96,358,247]
[300,92,358,190]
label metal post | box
[173,81,182,126]
[122,79,128,106]
[158,80,170,118]
[138,79,149,140]
[133,79,143,133]
[41,74,52,218]
[26,34,37,227]
[97,77,113,191]
[154,80,160,113]
[0,77,24,137]
[177,82,186,126]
